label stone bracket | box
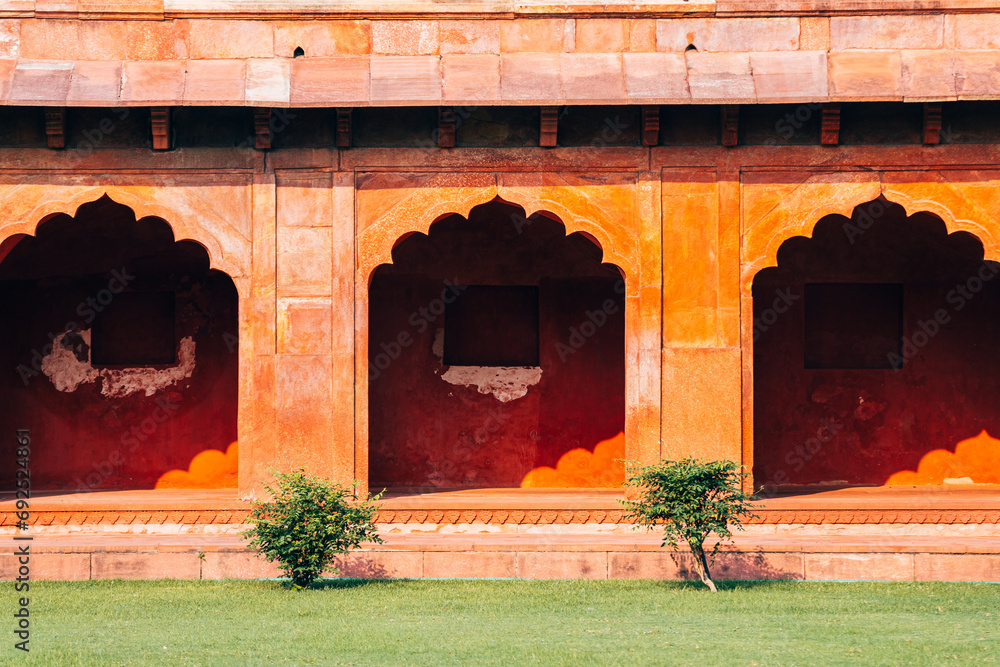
[438,107,456,148]
[253,108,272,150]
[821,103,841,146]
[923,103,943,145]
[540,107,559,147]
[336,108,352,148]
[721,105,739,147]
[151,107,171,150]
[641,105,660,147]
[44,108,66,149]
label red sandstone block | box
[627,18,656,52]
[9,61,73,104]
[186,20,273,59]
[20,19,128,60]
[65,60,120,105]
[126,19,180,60]
[799,17,830,51]
[657,18,798,53]
[500,19,567,53]
[500,52,560,103]
[246,58,290,105]
[277,226,332,296]
[953,14,1000,50]
[370,55,441,104]
[901,50,957,101]
[290,57,369,106]
[954,51,1000,100]
[372,20,439,56]
[623,52,688,101]
[424,552,516,578]
[274,20,370,58]
[913,554,1000,582]
[561,53,624,103]
[829,51,903,101]
[121,60,185,104]
[184,59,247,105]
[831,15,944,50]
[92,553,201,580]
[517,552,607,579]
[751,51,828,103]
[575,19,626,53]
[713,552,804,581]
[685,52,756,103]
[804,553,914,581]
[610,552,691,579]
[0,553,90,581]
[334,551,423,579]
[0,20,18,59]
[439,20,500,55]
[203,551,282,579]
[442,53,500,102]
[277,298,333,355]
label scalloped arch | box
[742,189,999,294]
[0,187,246,283]
[359,187,635,285]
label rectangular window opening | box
[91,291,176,367]
[804,283,903,370]
[444,285,539,367]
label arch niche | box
[354,173,659,494]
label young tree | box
[243,469,383,589]
[621,457,758,592]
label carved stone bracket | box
[721,105,739,147]
[44,108,65,149]
[821,103,841,146]
[923,103,943,145]
[540,107,559,147]
[336,108,352,148]
[438,107,456,148]
[253,108,272,150]
[641,105,660,147]
[150,107,171,150]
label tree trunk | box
[688,541,717,592]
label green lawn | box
[6,579,999,666]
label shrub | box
[242,469,383,589]
[621,457,757,592]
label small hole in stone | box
[293,46,305,58]
[685,44,698,52]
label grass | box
[5,579,999,666]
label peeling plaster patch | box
[41,330,196,398]
[430,327,542,401]
[440,365,543,402]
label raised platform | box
[3,486,1000,534]
[3,532,1000,582]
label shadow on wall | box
[0,195,239,491]
[753,198,1000,488]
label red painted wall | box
[0,198,238,491]
[369,201,625,489]
[753,201,1000,487]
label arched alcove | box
[752,198,1000,488]
[368,199,626,490]
[0,196,239,491]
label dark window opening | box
[91,291,176,366]
[804,283,902,369]
[444,285,539,366]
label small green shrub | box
[621,457,758,591]
[242,469,383,589]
